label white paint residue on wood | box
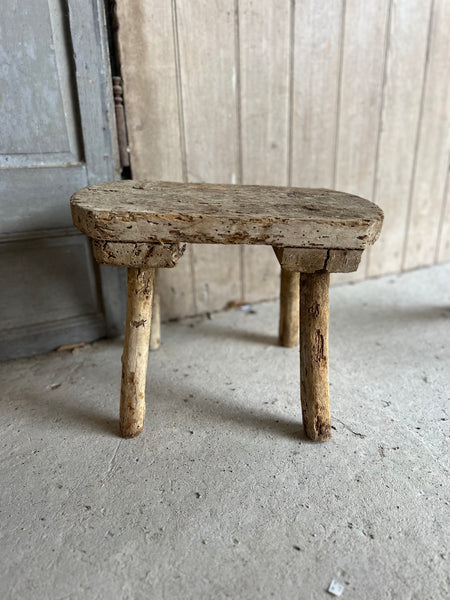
[403,0,450,270]
[115,0,450,320]
[367,0,432,277]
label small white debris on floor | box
[328,579,345,596]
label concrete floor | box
[1,264,449,600]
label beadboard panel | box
[291,0,343,189]
[367,0,432,277]
[402,0,450,270]
[116,0,450,318]
[333,0,390,284]
[239,0,291,301]
[176,0,243,313]
[115,0,195,320]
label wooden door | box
[0,0,122,360]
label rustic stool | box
[71,181,383,442]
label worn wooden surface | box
[114,0,195,322]
[0,0,121,358]
[176,0,238,184]
[71,181,383,249]
[239,0,290,302]
[115,0,182,181]
[278,270,299,348]
[240,0,290,185]
[176,0,242,313]
[367,0,432,276]
[438,175,450,262]
[333,0,390,285]
[242,245,279,304]
[291,0,342,188]
[274,247,362,273]
[149,271,161,351]
[192,244,241,314]
[92,240,185,268]
[0,231,105,361]
[114,1,450,321]
[156,252,196,321]
[120,267,154,438]
[403,0,450,270]
[300,271,331,441]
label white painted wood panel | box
[115,0,195,320]
[116,0,182,181]
[176,1,239,184]
[291,0,343,188]
[367,0,432,277]
[192,244,241,314]
[116,0,450,320]
[242,246,279,304]
[175,0,242,313]
[333,0,390,284]
[240,0,290,185]
[239,0,291,302]
[403,0,450,269]
[437,169,450,262]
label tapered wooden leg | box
[150,271,161,351]
[120,267,155,438]
[299,270,332,441]
[279,268,300,347]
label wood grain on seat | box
[71,180,383,249]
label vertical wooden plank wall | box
[403,0,450,270]
[333,0,390,283]
[290,0,344,289]
[176,0,241,314]
[291,0,343,189]
[116,0,450,321]
[239,0,291,302]
[438,172,450,262]
[367,0,432,276]
[115,0,195,320]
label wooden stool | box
[71,181,383,442]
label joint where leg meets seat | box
[92,240,185,268]
[273,246,362,273]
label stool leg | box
[299,270,332,441]
[150,271,161,351]
[278,268,300,347]
[120,267,155,438]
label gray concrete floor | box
[1,264,449,600]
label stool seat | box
[70,180,383,443]
[71,180,383,249]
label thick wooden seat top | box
[71,180,383,249]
